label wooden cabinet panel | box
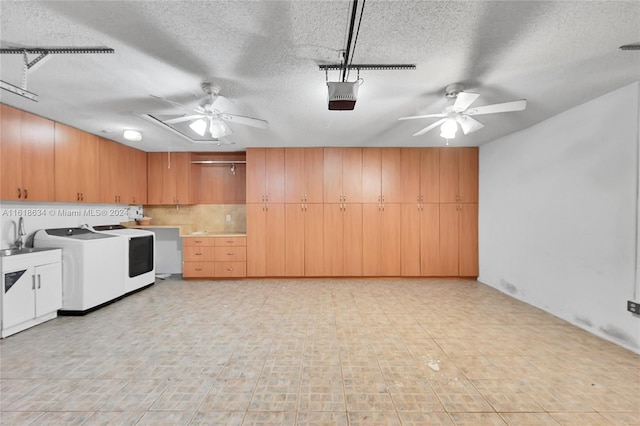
[401,204,421,276]
[439,149,459,203]
[363,203,401,276]
[439,147,478,203]
[99,138,128,204]
[54,123,99,203]
[1,107,55,201]
[420,203,440,276]
[147,152,190,205]
[147,152,164,204]
[214,237,246,247]
[382,148,402,203]
[191,153,246,204]
[183,246,214,261]
[246,148,284,203]
[214,246,246,262]
[183,262,215,277]
[342,203,363,276]
[458,203,478,276]
[184,237,216,246]
[285,203,305,276]
[20,112,55,201]
[0,104,22,200]
[323,203,344,276]
[401,148,421,204]
[458,148,478,203]
[342,148,362,203]
[439,203,459,276]
[285,148,323,203]
[323,148,343,203]
[421,149,440,203]
[304,203,324,276]
[362,148,381,203]
[214,262,246,278]
[130,148,147,204]
[246,202,285,276]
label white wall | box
[479,82,640,353]
[0,201,140,248]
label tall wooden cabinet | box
[146,152,190,205]
[439,147,478,203]
[246,203,286,277]
[0,105,55,201]
[285,148,323,203]
[246,148,285,203]
[323,148,362,203]
[54,123,100,203]
[284,203,324,276]
[362,202,401,276]
[323,203,363,276]
[362,148,402,203]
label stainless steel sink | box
[0,247,56,257]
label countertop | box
[120,222,246,238]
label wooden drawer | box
[214,246,247,262]
[214,236,246,247]
[214,261,246,278]
[184,237,216,247]
[183,246,214,261]
[183,261,215,277]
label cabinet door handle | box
[227,268,234,272]
[227,253,234,256]
[32,275,36,290]
[17,188,21,199]
[38,274,41,289]
[195,253,202,256]
[195,268,202,271]
[24,188,28,199]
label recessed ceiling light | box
[123,129,142,141]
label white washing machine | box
[34,228,125,315]
[91,224,155,294]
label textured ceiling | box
[1,1,638,152]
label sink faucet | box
[14,217,26,250]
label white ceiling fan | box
[399,84,527,139]
[151,82,268,142]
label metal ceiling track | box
[319,64,416,72]
[0,46,114,102]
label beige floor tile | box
[0,278,637,423]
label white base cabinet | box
[1,249,62,338]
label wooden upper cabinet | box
[439,147,478,203]
[130,148,147,204]
[54,123,99,203]
[0,105,55,201]
[362,148,402,203]
[99,138,128,204]
[190,152,246,204]
[246,148,284,203]
[401,148,439,203]
[147,152,164,204]
[284,148,323,203]
[323,147,362,203]
[146,152,190,205]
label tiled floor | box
[1,278,638,425]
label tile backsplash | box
[143,204,246,233]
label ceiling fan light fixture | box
[440,118,458,139]
[189,119,207,136]
[123,129,142,141]
[209,119,227,138]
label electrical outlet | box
[226,214,231,222]
[628,300,640,315]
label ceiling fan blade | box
[453,92,480,112]
[163,114,205,124]
[211,94,236,112]
[413,118,447,136]
[398,113,446,121]
[455,115,485,135]
[466,99,527,116]
[221,113,268,129]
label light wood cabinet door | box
[323,203,344,276]
[458,148,478,203]
[246,203,285,276]
[363,203,401,276]
[285,203,305,276]
[54,123,99,203]
[438,203,459,276]
[382,148,402,203]
[439,147,478,203]
[439,149,459,203]
[420,203,440,276]
[285,148,323,203]
[323,148,343,203]
[362,148,381,203]
[147,152,164,204]
[99,138,128,204]
[342,203,363,276]
[162,152,190,205]
[0,104,22,200]
[458,203,478,276]
[130,148,147,204]
[20,111,54,201]
[246,148,284,203]
[342,148,363,203]
[401,204,421,276]
[420,148,440,203]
